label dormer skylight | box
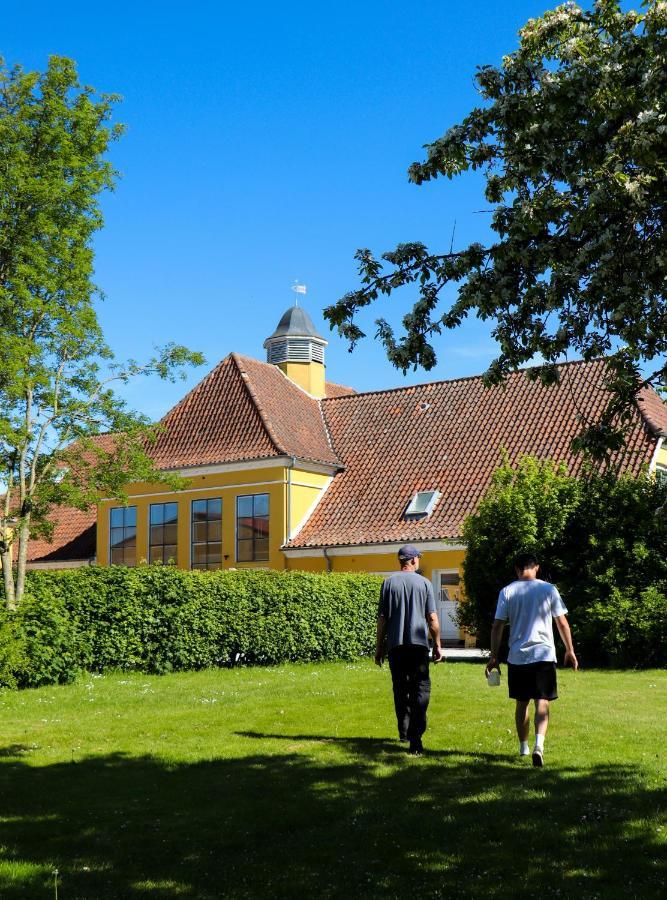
[405,490,440,517]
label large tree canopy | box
[325,0,666,455]
[0,57,203,608]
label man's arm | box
[485,618,506,675]
[375,615,388,666]
[554,614,578,670]
[428,612,443,662]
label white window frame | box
[405,490,441,517]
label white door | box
[432,570,461,641]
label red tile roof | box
[149,353,340,469]
[638,387,667,436]
[287,359,664,548]
[27,507,97,562]
[25,355,664,561]
[325,381,356,398]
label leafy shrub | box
[0,610,27,689]
[460,456,667,667]
[0,567,382,688]
[578,585,666,668]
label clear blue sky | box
[5,0,562,419]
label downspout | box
[323,547,332,573]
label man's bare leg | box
[515,700,530,755]
[532,699,549,767]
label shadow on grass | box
[0,737,663,899]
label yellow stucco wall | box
[287,470,331,539]
[656,443,667,469]
[96,465,473,641]
[278,361,326,398]
[284,547,473,644]
[97,466,289,571]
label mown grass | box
[0,660,664,899]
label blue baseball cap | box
[398,544,421,561]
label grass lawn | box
[0,660,664,899]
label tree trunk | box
[1,548,16,611]
[14,516,31,607]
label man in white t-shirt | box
[485,552,578,767]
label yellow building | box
[28,305,667,646]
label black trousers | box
[388,644,431,740]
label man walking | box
[485,552,578,767]
[375,544,443,755]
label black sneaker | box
[408,738,424,756]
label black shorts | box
[507,662,558,701]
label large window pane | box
[193,544,208,565]
[149,503,179,566]
[164,503,178,525]
[109,507,137,566]
[237,518,253,540]
[236,494,269,563]
[237,496,254,518]
[191,498,222,570]
[150,505,164,525]
[110,508,124,528]
[237,540,253,562]
[163,545,177,564]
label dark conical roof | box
[265,305,325,342]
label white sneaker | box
[520,745,530,757]
[532,746,544,767]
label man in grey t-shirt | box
[375,544,443,755]
[485,552,578,767]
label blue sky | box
[5,0,559,419]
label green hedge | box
[0,567,382,688]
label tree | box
[0,57,204,609]
[460,455,667,666]
[459,455,579,646]
[324,1,666,456]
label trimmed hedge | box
[0,567,382,688]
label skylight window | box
[405,490,440,517]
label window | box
[657,466,667,487]
[109,506,137,566]
[149,502,178,564]
[237,493,269,562]
[191,498,222,570]
[405,490,440,517]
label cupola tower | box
[264,303,327,398]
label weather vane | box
[291,280,307,305]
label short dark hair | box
[514,551,539,571]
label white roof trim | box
[283,540,464,558]
[158,456,340,478]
